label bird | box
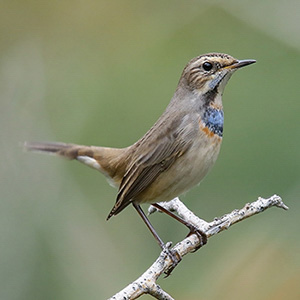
[25,53,255,273]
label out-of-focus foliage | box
[1,1,299,299]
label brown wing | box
[106,131,192,219]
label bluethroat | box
[25,53,255,272]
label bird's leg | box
[151,203,207,251]
[133,203,181,276]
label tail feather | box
[24,141,78,158]
[24,141,128,187]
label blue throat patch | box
[203,107,224,137]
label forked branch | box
[109,195,288,300]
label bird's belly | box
[139,133,222,203]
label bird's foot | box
[186,225,207,252]
[163,242,182,277]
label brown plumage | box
[25,53,255,262]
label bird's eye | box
[202,61,213,71]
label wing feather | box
[107,127,192,219]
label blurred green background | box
[1,1,299,299]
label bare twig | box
[108,195,288,300]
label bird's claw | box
[163,244,181,277]
[186,226,207,252]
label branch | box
[108,195,288,300]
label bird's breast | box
[201,107,224,138]
[138,117,223,204]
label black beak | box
[230,59,256,69]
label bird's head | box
[180,53,256,95]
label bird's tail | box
[24,141,127,187]
[24,141,79,158]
